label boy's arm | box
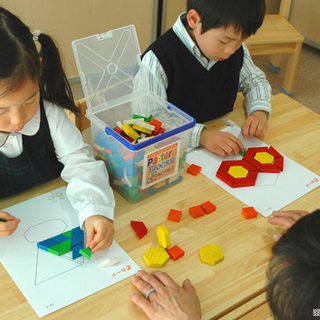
[239,43,272,118]
[141,50,168,99]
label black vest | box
[142,28,244,123]
[0,99,64,198]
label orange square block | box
[187,164,202,176]
[242,207,258,219]
[200,201,216,214]
[167,245,185,261]
[167,209,182,222]
[189,205,205,218]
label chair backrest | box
[65,98,90,133]
[279,0,292,20]
[75,97,91,132]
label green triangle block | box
[48,240,72,256]
[79,247,92,260]
[62,230,72,238]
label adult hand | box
[268,210,310,241]
[84,215,114,253]
[131,270,201,320]
[0,211,20,237]
[241,110,268,139]
[200,128,244,157]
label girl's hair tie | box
[32,29,41,42]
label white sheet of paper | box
[186,125,320,217]
[0,186,140,318]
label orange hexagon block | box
[199,244,224,266]
[143,247,170,268]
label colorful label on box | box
[142,141,181,190]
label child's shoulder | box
[42,99,69,125]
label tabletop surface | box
[1,93,319,320]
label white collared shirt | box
[141,13,272,147]
[0,100,115,228]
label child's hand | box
[268,210,310,241]
[84,215,114,254]
[241,110,268,139]
[0,211,20,237]
[200,128,244,157]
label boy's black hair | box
[267,209,320,320]
[0,7,78,114]
[187,0,266,38]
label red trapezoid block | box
[131,221,148,239]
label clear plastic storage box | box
[72,25,195,203]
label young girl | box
[0,7,115,254]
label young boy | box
[141,0,271,157]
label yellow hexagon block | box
[254,152,274,164]
[199,244,224,265]
[228,165,248,179]
[143,247,170,268]
[157,225,171,249]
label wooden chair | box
[245,0,304,98]
[65,98,90,132]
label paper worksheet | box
[0,187,140,318]
[186,125,320,217]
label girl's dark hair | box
[0,7,78,114]
[187,0,266,38]
[267,209,320,320]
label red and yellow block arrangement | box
[216,146,284,188]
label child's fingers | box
[218,135,244,156]
[0,218,20,237]
[0,211,17,221]
[88,224,114,253]
[86,225,95,248]
[90,232,114,253]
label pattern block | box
[167,209,182,222]
[143,247,170,268]
[243,146,284,173]
[189,205,205,218]
[167,245,185,261]
[37,226,84,260]
[157,225,171,249]
[228,166,248,178]
[79,247,92,260]
[72,242,84,260]
[200,201,216,214]
[200,244,224,266]
[98,256,122,268]
[217,146,284,188]
[131,221,148,239]
[216,160,259,188]
[187,164,202,176]
[242,207,258,219]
